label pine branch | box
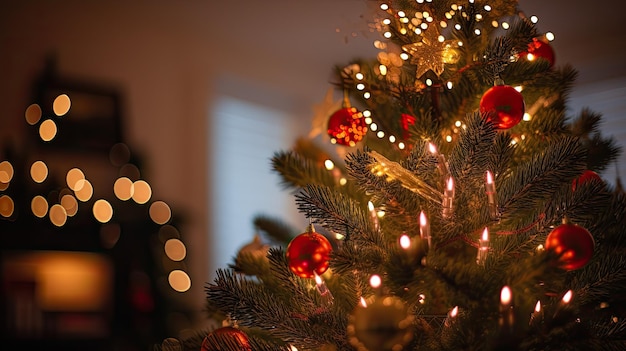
[499,136,588,222]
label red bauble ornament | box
[520,38,555,67]
[286,228,332,278]
[572,170,602,191]
[327,107,367,147]
[201,326,251,351]
[479,84,525,129]
[545,222,595,271]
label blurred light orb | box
[168,270,191,292]
[53,94,71,116]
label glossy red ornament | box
[327,107,367,146]
[545,222,594,271]
[479,85,525,129]
[201,326,251,351]
[520,38,555,67]
[572,170,602,191]
[286,229,332,278]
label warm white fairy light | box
[523,113,532,121]
[384,31,392,38]
[356,83,365,90]
[369,274,382,288]
[515,85,523,92]
[414,28,422,35]
[446,135,452,142]
[446,81,453,89]
[383,18,391,25]
[502,22,510,29]
[426,79,433,86]
[455,120,462,127]
[380,3,389,10]
[399,234,411,249]
[455,23,461,30]
[400,27,408,34]
[400,52,409,60]
[492,20,499,28]
[339,177,347,185]
[363,92,371,99]
[365,117,373,124]
[324,159,334,170]
[377,131,385,138]
[445,12,453,20]
[379,64,388,75]
[476,14,483,21]
[355,72,364,80]
[546,32,555,41]
[389,135,396,143]
[458,41,463,46]
[474,28,481,35]
[420,22,428,30]
[484,5,492,11]
[398,142,406,150]
[370,123,378,131]
[440,21,447,28]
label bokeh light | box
[74,179,93,202]
[149,201,171,224]
[61,194,79,217]
[168,270,191,292]
[30,161,48,183]
[93,199,113,223]
[132,180,152,204]
[49,204,68,226]
[164,239,186,261]
[39,119,58,141]
[53,94,71,116]
[0,161,14,183]
[25,103,42,125]
[31,195,49,218]
[0,195,15,217]
[66,168,86,191]
[114,177,134,201]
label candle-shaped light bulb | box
[314,272,334,306]
[529,300,543,326]
[500,286,512,306]
[368,201,379,231]
[535,300,541,313]
[428,142,437,154]
[499,286,514,332]
[476,227,490,265]
[553,290,574,319]
[429,142,449,176]
[562,290,573,304]
[485,170,498,219]
[442,176,455,218]
[419,211,431,249]
[445,305,459,327]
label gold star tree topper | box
[402,26,460,79]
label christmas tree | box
[160,1,626,350]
